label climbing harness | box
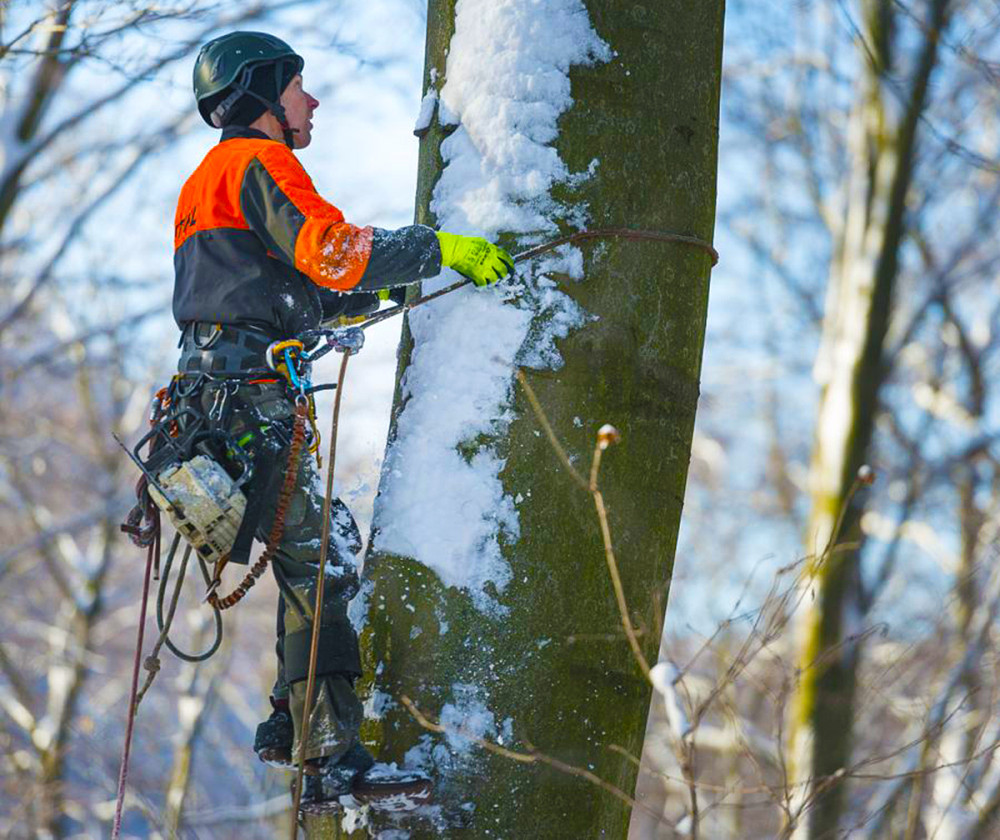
[112,226,716,832]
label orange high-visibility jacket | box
[173,126,441,337]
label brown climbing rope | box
[358,226,719,331]
[289,348,353,834]
[514,226,719,265]
[207,399,309,611]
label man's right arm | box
[239,143,441,292]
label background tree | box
[626,0,1000,836]
[785,0,952,834]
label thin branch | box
[514,369,588,490]
[0,641,37,734]
[400,694,677,829]
[0,119,187,334]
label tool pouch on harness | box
[148,454,247,565]
[131,403,254,567]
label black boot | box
[299,742,432,814]
[254,697,293,769]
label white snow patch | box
[404,734,444,771]
[414,89,438,134]
[437,97,460,128]
[341,806,369,832]
[438,683,498,754]
[363,688,394,720]
[373,0,610,610]
[651,662,691,741]
[403,687,500,775]
[348,579,373,633]
[497,716,514,746]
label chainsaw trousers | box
[196,379,365,764]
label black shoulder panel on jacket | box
[240,156,307,267]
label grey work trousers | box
[195,379,365,764]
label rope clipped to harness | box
[289,347,353,831]
[207,399,308,611]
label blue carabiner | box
[284,348,302,391]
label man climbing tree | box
[170,30,513,814]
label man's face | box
[280,75,319,148]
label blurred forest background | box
[2,0,1000,838]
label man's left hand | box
[436,231,514,287]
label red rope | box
[111,529,157,839]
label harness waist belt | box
[177,322,277,375]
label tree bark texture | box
[335,1,724,837]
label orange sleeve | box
[244,143,374,291]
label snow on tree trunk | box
[785,1,950,836]
[328,0,723,836]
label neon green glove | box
[436,231,514,287]
[378,288,391,301]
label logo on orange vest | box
[175,207,198,239]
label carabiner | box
[265,339,305,372]
[283,348,304,393]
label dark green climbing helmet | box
[193,31,304,128]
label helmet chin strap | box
[280,123,298,149]
[268,104,298,149]
[215,62,299,149]
[269,60,297,149]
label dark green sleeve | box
[240,156,305,267]
[317,289,380,322]
[353,225,442,292]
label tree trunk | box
[785,1,950,836]
[315,1,724,837]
